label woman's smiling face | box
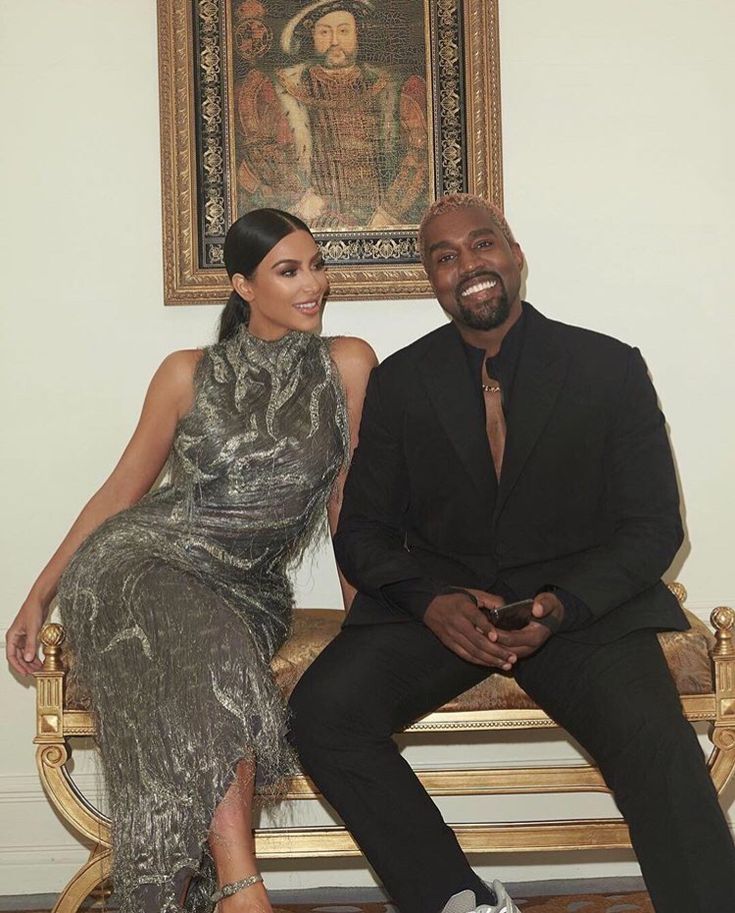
[233,229,329,340]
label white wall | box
[1,0,734,897]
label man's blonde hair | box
[418,193,516,263]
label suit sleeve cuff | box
[382,577,444,619]
[537,585,592,632]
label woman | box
[5,209,377,913]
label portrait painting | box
[159,0,502,302]
[230,0,430,231]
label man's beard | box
[319,48,357,69]
[454,274,511,330]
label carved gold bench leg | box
[35,624,112,913]
[35,624,111,847]
[50,848,112,913]
[710,607,735,792]
[36,742,111,847]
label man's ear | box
[232,272,254,303]
[511,242,524,271]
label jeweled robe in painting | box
[237,62,428,227]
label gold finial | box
[667,581,688,604]
[40,623,66,672]
[711,607,735,657]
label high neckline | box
[239,325,299,345]
[236,325,314,353]
[226,325,316,380]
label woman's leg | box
[208,758,272,912]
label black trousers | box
[289,622,735,913]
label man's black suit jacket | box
[334,303,687,644]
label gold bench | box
[34,583,735,913]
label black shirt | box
[461,300,527,422]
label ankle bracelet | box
[211,873,263,902]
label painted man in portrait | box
[236,0,428,229]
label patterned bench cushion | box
[65,608,714,713]
[272,608,714,712]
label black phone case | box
[484,599,535,631]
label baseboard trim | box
[0,845,93,867]
[0,773,103,805]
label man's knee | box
[289,657,383,757]
[289,626,414,751]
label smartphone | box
[483,598,536,631]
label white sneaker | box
[477,879,520,913]
[440,880,519,913]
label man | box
[289,194,735,913]
[236,0,427,228]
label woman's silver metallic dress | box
[58,328,349,913]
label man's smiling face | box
[422,206,524,332]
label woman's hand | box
[6,598,47,676]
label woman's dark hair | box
[218,208,312,342]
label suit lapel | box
[418,324,495,502]
[494,306,569,518]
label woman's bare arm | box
[6,349,202,676]
[328,337,378,611]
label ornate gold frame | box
[158,0,503,304]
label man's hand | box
[423,589,517,669]
[494,591,565,659]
